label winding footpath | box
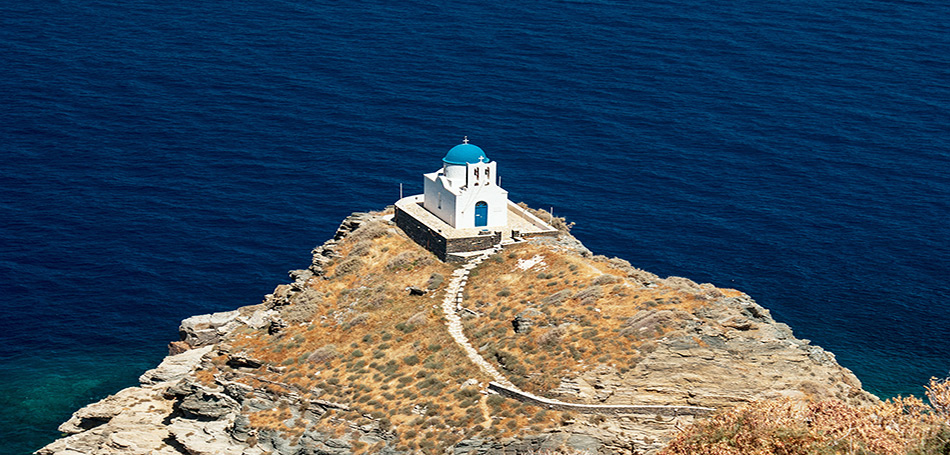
[441,245,517,388]
[439,245,716,417]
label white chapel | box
[393,138,557,261]
[422,138,508,229]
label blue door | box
[474,201,488,227]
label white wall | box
[444,163,466,181]
[453,162,507,229]
[423,162,508,229]
[423,171,457,227]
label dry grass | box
[223,219,569,451]
[194,368,217,386]
[459,241,740,395]
[661,390,950,455]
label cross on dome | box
[442,140,489,165]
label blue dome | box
[443,143,490,165]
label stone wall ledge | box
[488,382,715,417]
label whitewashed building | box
[394,138,557,262]
[422,138,508,229]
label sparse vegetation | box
[460,241,741,395]
[662,381,950,455]
[225,216,565,451]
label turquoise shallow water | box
[2,0,949,453]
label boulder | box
[168,416,264,455]
[512,309,544,334]
[179,311,241,347]
[179,388,241,419]
[167,340,191,355]
[227,351,264,369]
[139,345,213,386]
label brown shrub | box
[291,287,323,305]
[335,257,364,276]
[661,395,947,455]
[592,274,622,286]
[280,289,323,322]
[349,221,388,242]
[536,326,565,347]
[349,240,374,257]
[926,376,950,418]
[386,251,417,270]
[279,301,321,323]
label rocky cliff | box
[37,208,876,455]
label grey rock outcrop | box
[512,308,544,334]
[454,433,603,455]
[139,345,213,385]
[179,311,241,348]
[168,416,264,455]
[39,346,215,455]
[549,294,876,409]
[178,387,241,419]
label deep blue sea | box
[2,0,948,453]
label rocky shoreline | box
[37,210,876,455]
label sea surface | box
[1,0,948,453]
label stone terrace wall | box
[446,232,501,257]
[488,382,715,417]
[395,205,503,262]
[395,205,449,260]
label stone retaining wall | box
[446,232,501,257]
[488,382,715,417]
[394,205,449,260]
[395,205,502,262]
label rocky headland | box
[37,207,876,455]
